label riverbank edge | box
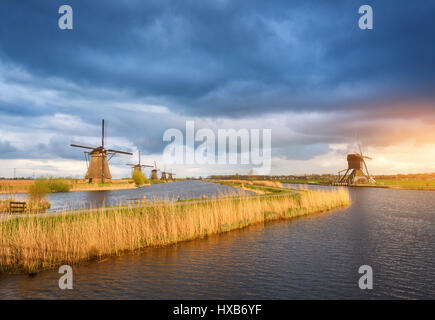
[0,189,350,274]
[0,184,144,194]
[0,180,176,194]
[282,181,435,191]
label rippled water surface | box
[1,185,434,299]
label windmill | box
[338,143,375,184]
[126,151,153,174]
[150,161,160,180]
[71,119,133,183]
[167,169,176,181]
[160,171,168,180]
[160,166,170,180]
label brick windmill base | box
[86,152,112,183]
[150,169,159,180]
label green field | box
[376,179,435,189]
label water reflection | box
[1,186,434,299]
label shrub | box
[48,178,71,192]
[26,198,51,212]
[132,170,148,186]
[28,179,50,202]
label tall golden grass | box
[0,188,350,273]
[0,180,34,194]
[70,182,137,192]
[222,179,283,188]
[0,179,136,194]
[252,180,283,188]
[0,198,51,213]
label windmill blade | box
[102,119,105,148]
[71,144,96,150]
[107,149,133,155]
[362,159,371,177]
[141,165,154,168]
[363,156,372,160]
[358,143,363,156]
[126,163,136,166]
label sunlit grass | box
[376,178,435,189]
[0,198,51,214]
[0,188,350,274]
[214,179,286,194]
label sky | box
[0,0,435,178]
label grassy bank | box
[0,178,139,194]
[70,180,137,191]
[0,180,33,194]
[212,179,288,194]
[0,199,51,213]
[0,189,350,274]
[375,178,435,190]
[262,178,435,191]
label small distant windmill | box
[150,161,160,180]
[126,151,153,174]
[167,169,176,181]
[160,171,168,180]
[71,119,133,183]
[338,143,375,184]
[160,166,170,180]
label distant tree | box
[28,179,50,202]
[132,170,147,186]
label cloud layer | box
[0,1,434,177]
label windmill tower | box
[126,151,153,174]
[71,119,133,183]
[338,143,375,184]
[160,166,169,180]
[168,169,176,181]
[150,161,159,180]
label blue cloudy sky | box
[1,0,435,178]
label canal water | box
[0,185,434,299]
[1,180,253,212]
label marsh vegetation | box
[0,188,350,273]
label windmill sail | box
[71,119,132,183]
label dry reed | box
[0,180,33,194]
[0,188,350,273]
[0,198,51,213]
[0,179,136,194]
[221,180,283,188]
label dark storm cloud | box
[1,0,434,118]
[0,139,16,156]
[1,0,435,170]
